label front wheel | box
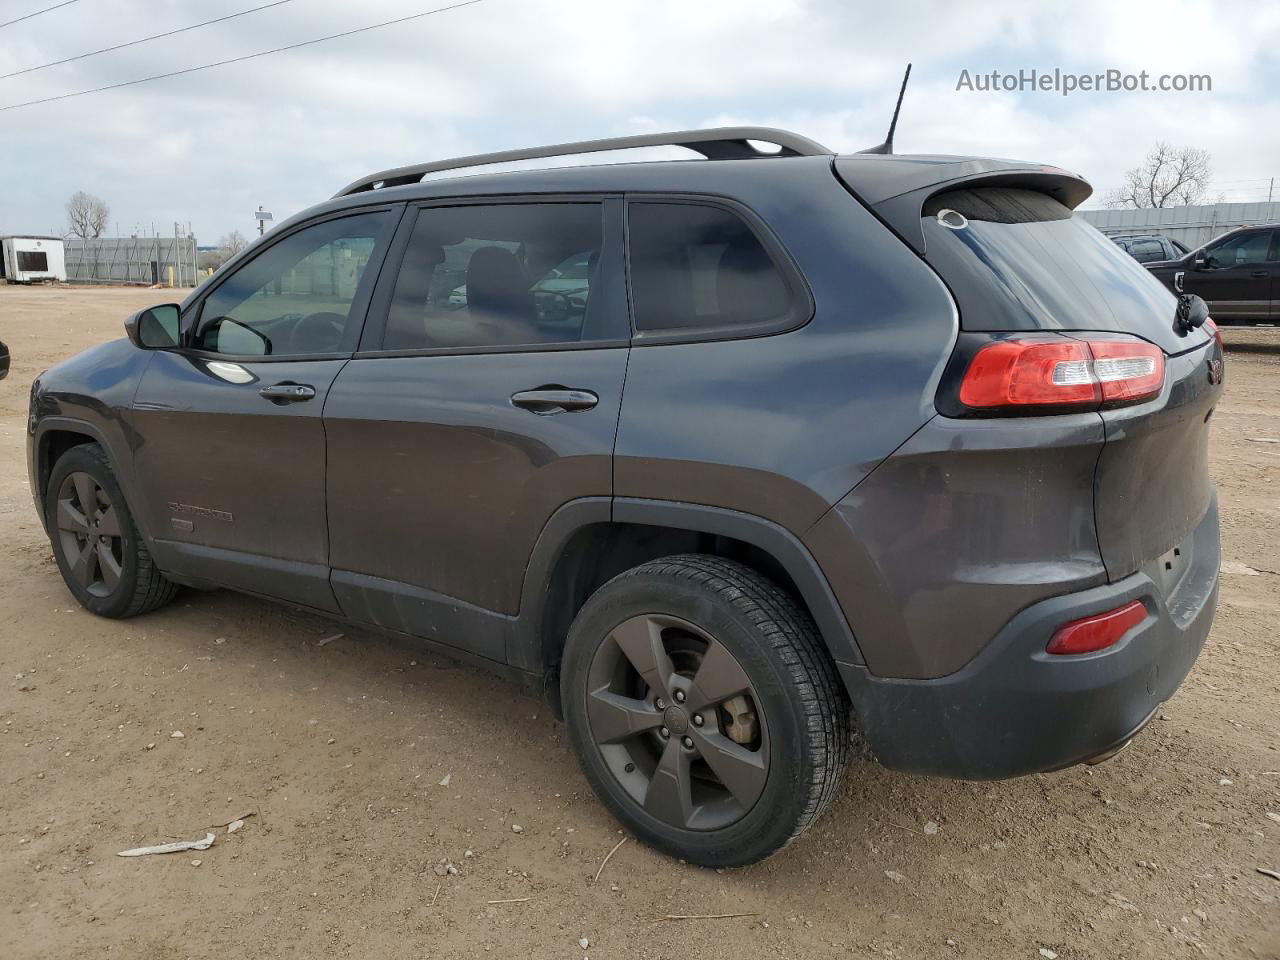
[46,443,178,618]
[561,555,849,867]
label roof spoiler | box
[835,156,1093,254]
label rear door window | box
[381,203,613,351]
[627,201,803,337]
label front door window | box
[194,212,390,356]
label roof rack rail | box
[334,126,833,198]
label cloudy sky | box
[2,0,1278,243]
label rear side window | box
[383,203,606,351]
[627,202,799,336]
[1129,240,1166,263]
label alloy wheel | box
[55,471,124,598]
[584,614,770,831]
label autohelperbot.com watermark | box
[956,68,1211,96]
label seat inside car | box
[465,245,539,341]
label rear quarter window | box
[627,201,805,339]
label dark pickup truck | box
[1145,224,1279,323]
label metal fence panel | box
[64,236,199,287]
[1078,202,1280,250]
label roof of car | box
[331,127,1091,210]
[319,154,837,213]
[253,128,1094,260]
[335,127,835,197]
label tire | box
[561,554,849,867]
[45,443,178,618]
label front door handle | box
[510,387,599,415]
[1251,270,1270,278]
[260,382,316,403]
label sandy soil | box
[1,285,1277,960]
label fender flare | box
[510,496,864,673]
[31,416,150,542]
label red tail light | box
[1047,600,1147,655]
[1087,338,1166,404]
[958,335,1165,413]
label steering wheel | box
[290,312,346,353]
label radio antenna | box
[858,63,912,155]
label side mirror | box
[125,304,182,349]
[1176,294,1209,334]
[1193,253,1209,269]
[0,339,9,381]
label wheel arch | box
[512,497,864,710]
[33,418,146,540]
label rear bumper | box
[839,493,1219,779]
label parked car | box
[1145,224,1279,324]
[1110,233,1188,264]
[26,128,1223,867]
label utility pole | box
[1269,178,1274,203]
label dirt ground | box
[1,285,1277,960]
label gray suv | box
[26,128,1224,867]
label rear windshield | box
[921,187,1186,351]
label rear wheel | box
[46,443,178,618]
[561,555,849,867]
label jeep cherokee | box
[26,127,1224,867]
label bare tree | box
[66,191,110,239]
[1104,143,1216,208]
[218,230,248,259]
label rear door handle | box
[260,382,316,403]
[1251,270,1270,278]
[510,387,599,415]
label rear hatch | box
[836,158,1221,581]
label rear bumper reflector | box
[1046,599,1148,655]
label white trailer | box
[1,236,66,283]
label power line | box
[1,0,294,80]
[0,0,82,30]
[0,0,484,112]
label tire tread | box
[595,553,850,856]
[49,443,178,618]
